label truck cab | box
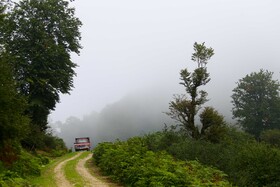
[74,137,91,151]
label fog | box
[49,0,280,147]
[51,89,175,148]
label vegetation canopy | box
[0,1,78,185]
[232,69,280,137]
[2,0,82,131]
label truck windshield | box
[77,139,88,143]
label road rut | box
[54,152,83,187]
[53,152,120,187]
[76,153,109,187]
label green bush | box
[36,155,50,165]
[93,142,115,166]
[11,151,41,177]
[93,137,231,186]
[260,129,280,148]
[145,129,186,152]
[21,129,68,155]
[0,170,30,187]
[166,139,228,167]
[146,128,280,186]
[231,142,280,187]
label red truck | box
[74,137,91,151]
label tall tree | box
[232,69,280,137]
[167,68,210,138]
[167,42,225,140]
[2,0,82,131]
[1,1,29,143]
[0,54,30,144]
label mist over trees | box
[166,42,226,142]
[0,0,280,185]
[53,42,280,148]
[51,91,174,148]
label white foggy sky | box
[50,0,280,122]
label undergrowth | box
[29,152,75,187]
[93,137,232,187]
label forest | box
[0,0,80,185]
[1,0,280,186]
[92,43,280,186]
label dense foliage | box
[232,69,280,137]
[2,0,82,132]
[0,146,52,186]
[0,54,30,145]
[92,44,280,187]
[93,137,232,186]
[145,128,280,187]
[0,0,78,185]
[1,0,80,148]
[260,129,280,148]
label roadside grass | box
[29,151,121,187]
[64,151,90,187]
[85,156,123,187]
[29,152,77,187]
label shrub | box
[146,128,280,186]
[260,129,280,148]
[36,155,50,165]
[145,127,187,152]
[0,171,30,187]
[231,142,280,187]
[92,142,115,166]
[0,140,21,168]
[11,151,41,177]
[93,137,231,186]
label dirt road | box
[54,152,82,187]
[53,152,119,187]
[76,153,109,187]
